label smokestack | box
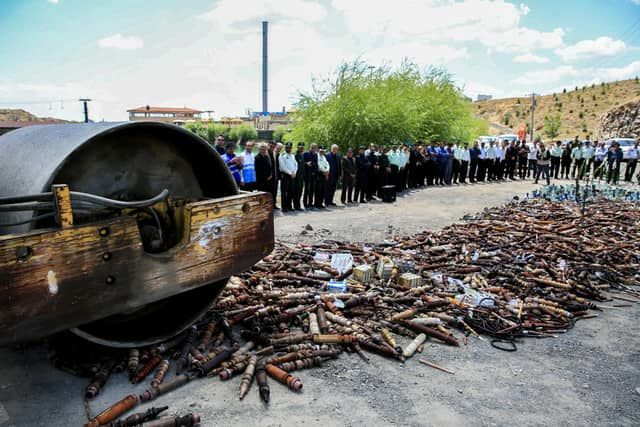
[262,21,268,115]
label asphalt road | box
[1,178,639,427]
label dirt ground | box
[1,179,639,427]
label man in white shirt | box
[527,142,538,178]
[625,140,639,182]
[549,141,563,179]
[495,142,504,180]
[594,141,607,179]
[571,142,583,179]
[278,142,298,212]
[477,142,488,182]
[486,142,497,181]
[315,146,330,209]
[238,141,256,190]
[457,143,470,184]
[581,140,595,177]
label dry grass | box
[0,108,67,123]
[474,78,640,139]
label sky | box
[0,0,639,122]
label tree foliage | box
[207,123,231,142]
[184,122,208,141]
[543,114,562,139]
[229,123,258,144]
[287,60,486,149]
[272,125,289,143]
[184,122,231,144]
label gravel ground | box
[1,178,639,427]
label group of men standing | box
[215,133,639,212]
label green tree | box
[287,60,486,147]
[229,124,258,144]
[206,123,230,143]
[272,125,289,143]
[543,114,561,139]
[184,122,208,140]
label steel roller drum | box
[0,122,238,347]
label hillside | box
[0,109,68,124]
[474,78,640,140]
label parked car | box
[497,134,518,144]
[604,138,637,161]
[477,135,497,145]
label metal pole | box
[79,98,91,123]
[262,21,268,115]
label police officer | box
[549,140,563,179]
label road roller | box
[0,122,274,347]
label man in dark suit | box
[268,141,281,209]
[354,146,370,203]
[506,141,518,180]
[377,147,390,196]
[254,143,274,200]
[341,147,356,204]
[293,142,305,211]
[366,144,379,200]
[214,134,226,155]
[469,142,480,182]
[408,144,418,188]
[325,144,342,206]
[302,143,318,209]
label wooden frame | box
[0,192,274,345]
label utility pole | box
[78,98,91,123]
[529,93,537,143]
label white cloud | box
[460,80,505,100]
[363,44,469,66]
[511,60,640,87]
[331,0,564,53]
[97,33,144,50]
[47,0,59,4]
[199,0,327,32]
[512,65,579,85]
[593,60,640,82]
[632,0,640,5]
[513,53,550,64]
[555,36,626,62]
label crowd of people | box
[213,134,639,212]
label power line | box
[588,17,640,71]
[0,98,78,106]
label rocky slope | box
[0,108,67,123]
[597,99,640,140]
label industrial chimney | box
[262,21,268,115]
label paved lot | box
[1,179,639,427]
